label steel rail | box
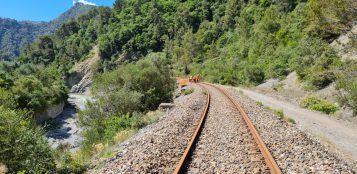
[173,83,210,174]
[206,83,282,174]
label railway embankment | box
[90,83,357,173]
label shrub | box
[11,76,47,111]
[0,107,56,173]
[287,117,296,124]
[306,0,355,38]
[79,53,175,158]
[55,149,85,174]
[92,53,176,111]
[300,96,337,114]
[336,63,357,115]
[183,88,194,95]
[256,101,263,106]
[0,88,17,109]
[275,109,285,119]
[103,113,144,141]
[245,66,265,85]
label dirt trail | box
[231,86,357,162]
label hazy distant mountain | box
[0,3,95,61]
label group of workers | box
[177,75,201,88]
[189,75,201,83]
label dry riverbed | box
[46,93,91,152]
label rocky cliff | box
[65,46,100,94]
[331,23,357,60]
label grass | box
[287,117,296,124]
[300,96,338,115]
[90,111,163,165]
[255,101,295,124]
[202,90,208,96]
[256,101,263,106]
[67,110,164,172]
[184,88,194,95]
[275,109,285,119]
[255,101,296,124]
[264,106,272,110]
[96,129,138,159]
[142,111,163,125]
[273,109,296,124]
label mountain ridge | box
[0,3,95,61]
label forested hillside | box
[20,0,357,111]
[1,0,357,173]
[0,3,95,60]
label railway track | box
[173,83,282,174]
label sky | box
[0,0,115,22]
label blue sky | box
[0,0,115,22]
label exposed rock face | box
[35,102,65,123]
[257,78,279,89]
[65,71,82,88]
[65,46,100,94]
[70,74,93,93]
[331,23,357,60]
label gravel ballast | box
[187,84,269,173]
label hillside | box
[0,3,95,61]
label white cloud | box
[73,0,97,6]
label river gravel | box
[46,93,91,152]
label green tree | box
[12,76,47,112]
[307,0,356,39]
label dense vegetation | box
[79,54,175,158]
[0,107,56,173]
[20,6,113,72]
[0,62,67,112]
[0,3,95,61]
[20,0,357,92]
[0,61,67,173]
[1,0,357,173]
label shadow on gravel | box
[46,104,77,139]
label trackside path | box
[230,86,357,162]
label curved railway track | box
[173,83,282,174]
